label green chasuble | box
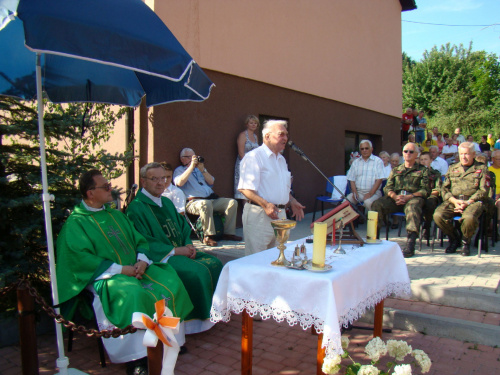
[127,191,223,321]
[56,202,193,328]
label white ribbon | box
[132,300,181,375]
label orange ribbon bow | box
[141,300,180,347]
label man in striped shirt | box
[346,140,385,211]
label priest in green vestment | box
[126,162,223,332]
[56,169,194,365]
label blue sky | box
[402,0,500,61]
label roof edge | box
[400,0,417,12]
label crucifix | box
[107,226,130,254]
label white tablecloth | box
[210,238,411,357]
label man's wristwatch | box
[201,169,207,173]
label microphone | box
[125,183,138,203]
[288,141,308,161]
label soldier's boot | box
[445,236,459,253]
[421,223,431,241]
[445,228,461,254]
[403,232,418,258]
[461,238,471,257]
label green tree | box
[0,96,134,298]
[402,43,500,139]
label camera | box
[196,156,205,163]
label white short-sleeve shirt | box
[238,144,291,205]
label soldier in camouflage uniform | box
[372,142,429,258]
[419,152,442,239]
[433,142,490,256]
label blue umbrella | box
[0,1,214,373]
[1,0,214,105]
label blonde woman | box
[234,115,260,199]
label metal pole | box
[35,53,71,375]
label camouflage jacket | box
[384,163,429,198]
[442,161,490,202]
[427,167,442,196]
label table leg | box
[312,326,326,375]
[242,309,253,375]
[373,299,385,338]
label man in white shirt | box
[431,127,440,141]
[442,137,458,164]
[429,146,448,175]
[161,162,186,214]
[466,135,481,153]
[454,128,466,144]
[346,140,385,210]
[238,120,305,256]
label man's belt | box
[246,200,286,209]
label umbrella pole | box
[36,54,86,375]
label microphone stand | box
[288,141,366,221]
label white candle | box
[366,211,378,243]
[312,222,327,268]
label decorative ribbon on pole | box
[132,300,181,375]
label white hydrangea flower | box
[412,349,431,373]
[364,337,387,362]
[322,354,342,374]
[358,364,381,375]
[341,336,350,350]
[387,340,412,361]
[393,364,412,375]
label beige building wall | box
[154,0,403,117]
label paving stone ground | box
[3,317,500,374]
[2,213,500,374]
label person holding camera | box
[174,148,242,246]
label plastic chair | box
[312,176,346,222]
[433,212,487,257]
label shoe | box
[461,239,471,256]
[126,357,148,375]
[391,223,399,230]
[421,227,430,241]
[222,234,242,241]
[179,345,188,355]
[445,236,459,253]
[203,236,217,247]
[403,232,417,258]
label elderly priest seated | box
[126,162,223,334]
[56,170,193,375]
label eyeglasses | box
[92,183,112,191]
[180,155,192,158]
[360,147,370,151]
[403,150,415,154]
[145,176,168,183]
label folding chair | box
[312,176,347,222]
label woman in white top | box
[234,115,260,199]
[379,151,392,179]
